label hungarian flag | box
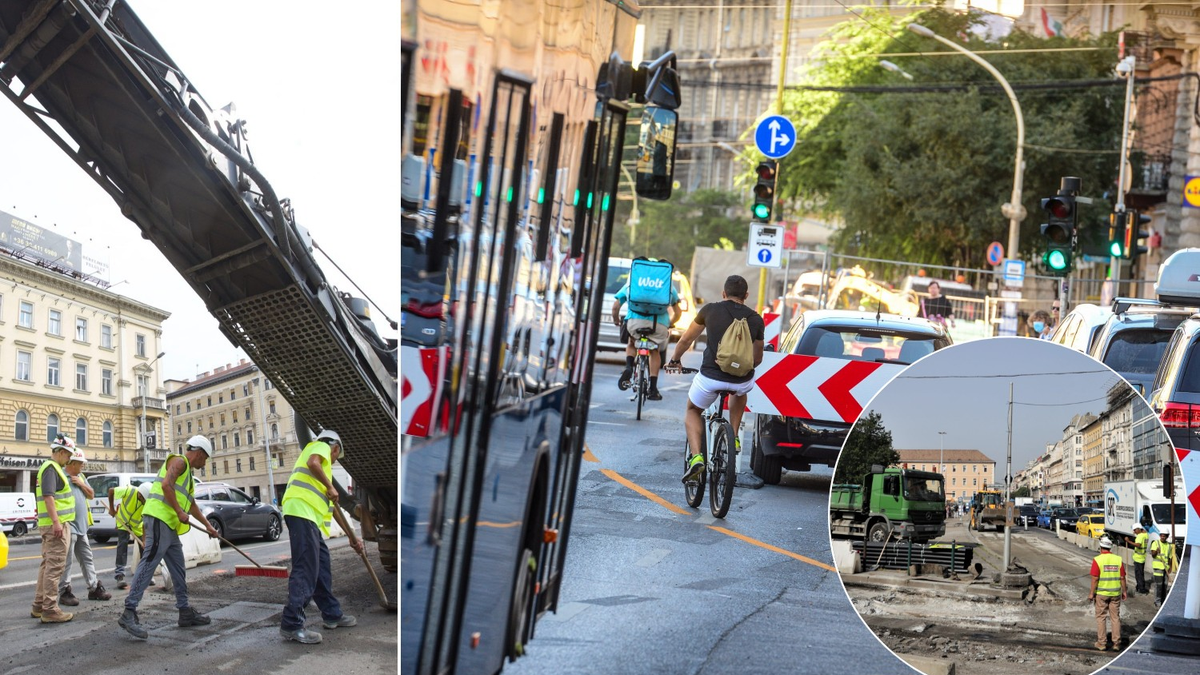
[1041,8,1064,37]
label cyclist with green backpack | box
[613,257,681,401]
[666,275,765,482]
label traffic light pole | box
[1111,55,1136,298]
[758,0,794,313]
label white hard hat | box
[316,429,341,445]
[1099,537,1113,548]
[51,434,75,453]
[136,482,153,501]
[186,435,213,456]
[68,449,87,464]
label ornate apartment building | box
[165,360,301,505]
[0,255,169,492]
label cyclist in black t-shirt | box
[665,275,765,482]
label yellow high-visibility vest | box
[282,441,334,536]
[36,460,75,528]
[114,484,145,538]
[143,454,195,535]
[1094,552,1123,597]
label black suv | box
[1087,297,1191,395]
[750,310,951,484]
[1145,249,1200,450]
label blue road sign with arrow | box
[755,115,796,160]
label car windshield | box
[1150,503,1187,525]
[795,326,945,364]
[606,265,630,294]
[902,475,943,501]
[1103,329,1173,374]
[1054,508,1072,516]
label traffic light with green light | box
[1108,211,1127,258]
[1125,210,1150,262]
[752,160,777,222]
[1040,190,1077,276]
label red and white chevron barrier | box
[1178,448,1200,528]
[763,312,781,351]
[748,352,903,423]
[401,345,448,437]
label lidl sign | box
[1185,176,1200,208]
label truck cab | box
[830,466,946,543]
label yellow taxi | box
[1076,513,1106,539]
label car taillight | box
[1159,401,1200,429]
[406,299,445,319]
[777,442,805,448]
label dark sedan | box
[194,483,283,542]
[750,310,952,484]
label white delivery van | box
[0,492,37,537]
[1104,479,1187,548]
[85,473,156,543]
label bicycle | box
[624,326,657,420]
[680,382,737,519]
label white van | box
[85,473,156,543]
[0,492,37,537]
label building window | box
[177,423,182,435]
[221,434,228,450]
[219,394,224,403]
[247,428,255,445]
[16,351,31,381]
[137,374,148,397]
[269,400,277,416]
[243,384,249,397]
[212,462,217,476]
[75,363,88,391]
[101,324,113,349]
[230,389,237,400]
[48,309,61,336]
[101,369,113,396]
[233,431,241,447]
[175,405,181,415]
[233,410,238,423]
[19,301,33,328]
[135,333,146,357]
[207,396,212,406]
[187,421,193,433]
[245,407,251,420]
[223,459,230,474]
[208,416,214,430]
[76,418,87,446]
[47,357,60,386]
[46,413,59,442]
[249,455,255,471]
[15,410,28,441]
[236,458,242,473]
[186,402,191,412]
[75,317,87,342]
[271,423,279,440]
[103,421,113,448]
[220,413,226,427]
[265,379,273,390]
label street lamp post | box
[907,24,1026,259]
[141,351,166,473]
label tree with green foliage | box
[610,189,747,270]
[835,411,899,484]
[772,7,1123,270]
[1013,486,1031,498]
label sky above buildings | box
[0,1,400,382]
[860,337,1130,478]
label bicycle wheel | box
[683,433,706,508]
[709,419,737,518]
[635,356,647,420]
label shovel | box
[331,504,397,611]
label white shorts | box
[687,372,755,410]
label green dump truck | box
[830,465,947,543]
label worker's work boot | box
[116,574,128,590]
[89,583,112,601]
[280,627,323,644]
[322,614,357,629]
[40,610,74,624]
[119,608,148,639]
[178,607,211,627]
[59,586,79,607]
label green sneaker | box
[735,437,742,453]
[681,454,705,483]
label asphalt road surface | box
[0,527,397,674]
[505,351,911,675]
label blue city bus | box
[401,1,679,672]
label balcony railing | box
[132,396,166,411]
[140,449,167,462]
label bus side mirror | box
[636,107,678,201]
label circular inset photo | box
[829,337,1187,675]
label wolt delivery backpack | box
[715,305,755,377]
[627,258,674,315]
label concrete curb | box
[841,572,1026,601]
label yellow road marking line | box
[708,525,837,572]
[478,520,522,529]
[600,469,690,516]
[599,467,834,572]
[583,444,599,463]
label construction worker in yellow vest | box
[108,482,153,589]
[1088,537,1126,652]
[279,430,362,645]
[118,435,219,640]
[1150,531,1177,608]
[31,435,78,623]
[1122,526,1149,594]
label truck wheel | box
[13,521,27,537]
[868,521,890,543]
